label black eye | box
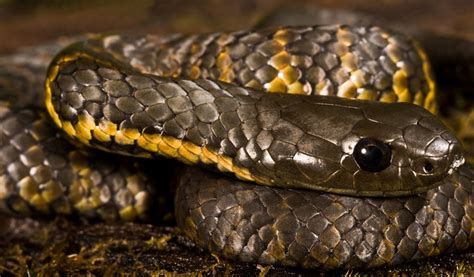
[423,161,434,173]
[354,138,392,172]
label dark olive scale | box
[176,165,473,269]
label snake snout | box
[412,156,448,176]
[447,142,465,173]
[434,131,465,173]
[411,133,465,186]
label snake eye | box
[423,161,434,173]
[354,138,392,172]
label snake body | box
[0,25,472,269]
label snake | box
[0,24,472,270]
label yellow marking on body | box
[68,180,83,204]
[190,43,202,55]
[18,177,38,201]
[78,177,91,189]
[331,41,349,56]
[78,113,96,129]
[245,79,263,90]
[76,138,90,151]
[78,168,91,178]
[137,136,158,152]
[337,80,357,98]
[89,187,104,207]
[336,27,356,46]
[393,69,408,96]
[268,51,291,70]
[74,198,95,212]
[120,206,138,221]
[122,128,141,140]
[98,119,117,136]
[340,53,357,72]
[424,91,436,114]
[93,127,111,142]
[189,65,201,79]
[265,78,287,93]
[75,120,93,142]
[44,64,62,128]
[178,146,199,164]
[378,240,396,262]
[143,133,162,144]
[62,121,77,138]
[279,66,301,85]
[315,79,333,95]
[0,176,9,198]
[386,44,402,63]
[138,134,259,186]
[380,92,398,103]
[201,147,218,164]
[126,175,141,194]
[413,41,437,114]
[58,53,85,63]
[350,70,369,88]
[158,140,179,158]
[217,155,234,172]
[337,27,356,46]
[30,194,48,212]
[44,51,112,133]
[162,136,182,149]
[217,50,234,83]
[288,81,310,95]
[182,141,202,156]
[397,90,412,103]
[232,166,254,181]
[273,29,293,46]
[290,55,312,68]
[134,191,150,216]
[41,180,63,202]
[356,89,377,101]
[219,69,236,83]
[115,130,135,145]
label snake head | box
[342,101,465,196]
[260,95,464,197]
[398,114,465,182]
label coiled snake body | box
[0,25,472,269]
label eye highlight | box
[354,138,392,172]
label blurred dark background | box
[0,0,473,54]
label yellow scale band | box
[45,52,259,187]
[414,41,437,114]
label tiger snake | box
[0,24,472,270]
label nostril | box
[423,161,434,173]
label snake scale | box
[0,25,472,270]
